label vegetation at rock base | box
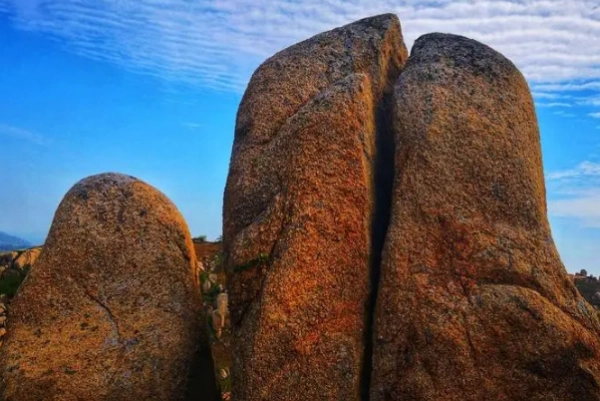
[196,242,232,400]
[0,265,30,298]
[192,235,207,243]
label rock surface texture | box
[223,14,408,401]
[0,304,6,346]
[0,173,217,401]
[371,33,600,401]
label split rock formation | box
[225,15,600,401]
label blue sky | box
[0,0,599,275]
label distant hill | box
[0,231,31,252]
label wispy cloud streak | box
[182,122,202,130]
[0,123,47,145]
[537,102,573,108]
[0,0,599,96]
[549,189,600,228]
[553,110,576,118]
[546,161,600,228]
[547,161,600,181]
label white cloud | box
[546,161,600,227]
[0,123,47,145]
[534,81,600,92]
[547,170,579,181]
[547,161,600,181]
[590,112,600,119]
[182,122,202,129]
[576,96,600,107]
[553,110,576,118]
[533,92,564,100]
[546,159,600,273]
[549,190,600,228]
[536,102,572,108]
[0,0,600,96]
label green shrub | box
[192,235,207,243]
[0,266,31,298]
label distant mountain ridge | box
[0,231,31,251]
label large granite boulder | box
[0,173,217,401]
[223,14,408,401]
[371,33,600,401]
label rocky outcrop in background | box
[0,247,43,351]
[0,247,41,301]
[0,247,41,275]
[12,247,42,271]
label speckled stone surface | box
[223,14,408,401]
[0,173,215,401]
[371,33,600,401]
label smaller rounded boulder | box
[0,173,214,401]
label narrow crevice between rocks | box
[185,341,220,401]
[361,87,397,401]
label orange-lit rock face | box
[0,173,216,401]
[223,14,408,401]
[371,33,600,401]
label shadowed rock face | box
[223,14,408,401]
[0,173,217,401]
[371,33,600,401]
